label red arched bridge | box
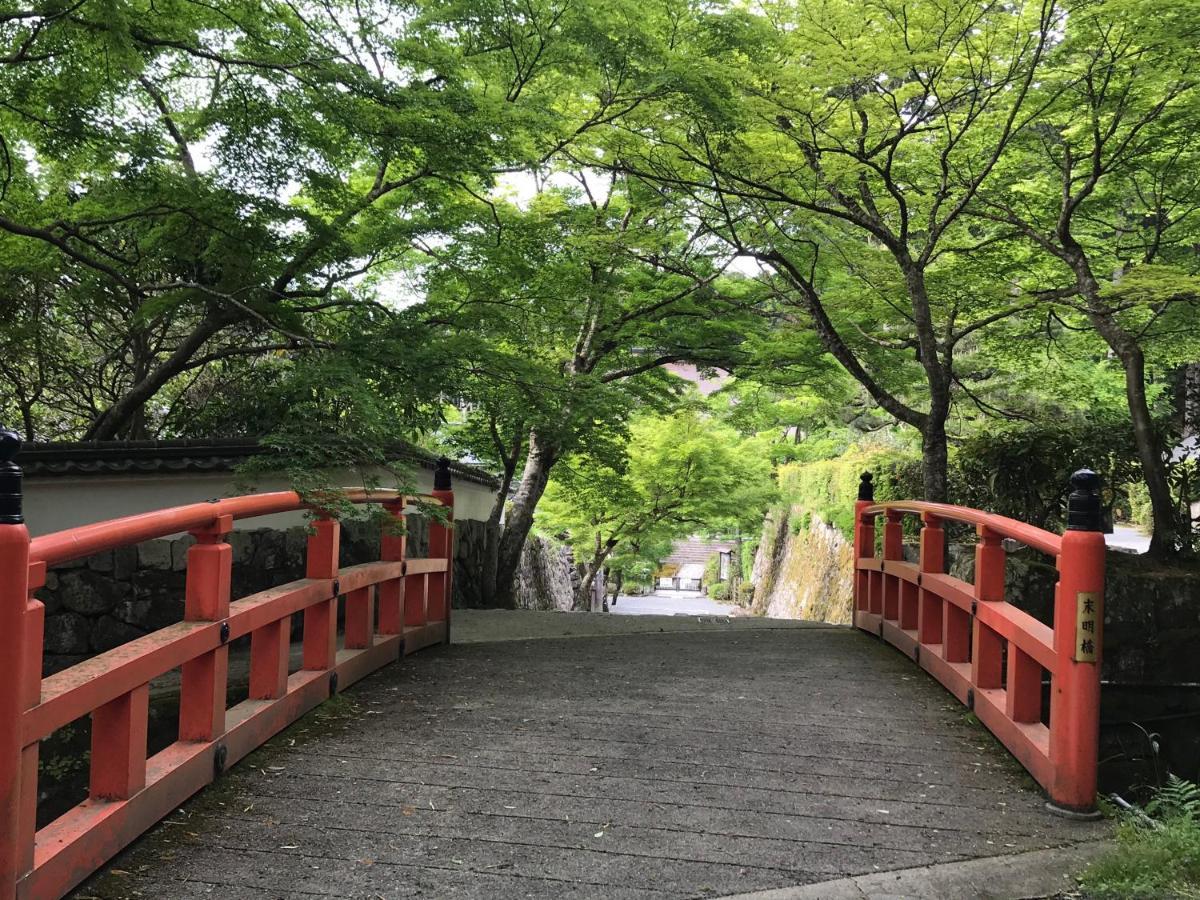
[0,439,1109,899]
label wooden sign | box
[1075,591,1099,662]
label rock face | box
[749,507,854,624]
[513,534,576,611]
[37,515,574,675]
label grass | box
[1080,777,1200,899]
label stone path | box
[74,623,1105,899]
[610,589,741,617]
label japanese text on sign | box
[1075,591,1099,662]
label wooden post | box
[378,498,406,635]
[303,517,340,671]
[971,526,1005,691]
[918,513,944,644]
[853,473,875,617]
[882,509,904,620]
[429,459,455,643]
[178,514,233,742]
[0,427,29,898]
[1049,469,1106,815]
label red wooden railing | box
[852,470,1106,815]
[0,434,457,900]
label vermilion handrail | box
[28,488,450,567]
[851,471,1106,816]
[859,500,1063,557]
[0,445,459,900]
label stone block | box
[88,550,115,573]
[130,569,186,629]
[137,540,172,570]
[91,615,145,653]
[113,545,138,580]
[228,530,254,565]
[251,529,286,571]
[284,527,308,567]
[43,612,91,655]
[172,534,196,571]
[59,569,126,615]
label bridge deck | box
[75,617,1103,899]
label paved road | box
[77,623,1103,899]
[1106,524,1150,554]
[610,589,740,617]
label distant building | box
[662,362,730,397]
[656,536,736,591]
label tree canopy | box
[2,0,1198,588]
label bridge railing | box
[0,430,456,900]
[852,470,1105,815]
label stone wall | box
[749,506,854,624]
[38,517,573,675]
[514,534,577,611]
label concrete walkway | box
[610,589,742,617]
[75,615,1106,899]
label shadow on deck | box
[74,613,1105,899]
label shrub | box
[777,443,921,538]
[1080,775,1200,899]
[950,415,1142,530]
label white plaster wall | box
[23,467,498,537]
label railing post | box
[303,516,340,671]
[918,513,944,644]
[178,514,233,743]
[882,508,904,621]
[0,427,29,899]
[1049,469,1105,815]
[429,458,455,644]
[971,526,1006,691]
[853,473,874,615]
[378,498,406,636]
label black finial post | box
[857,471,875,502]
[0,426,22,525]
[1066,469,1102,532]
[434,457,453,491]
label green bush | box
[1127,479,1153,529]
[950,415,1142,530]
[777,443,921,538]
[1081,776,1200,899]
[710,581,731,602]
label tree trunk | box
[493,430,561,609]
[1184,362,1200,442]
[478,439,521,608]
[906,265,953,504]
[921,420,950,504]
[1066,247,1185,557]
[85,314,228,441]
[1119,345,1183,556]
[574,548,613,611]
[610,570,624,605]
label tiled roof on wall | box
[18,438,500,488]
